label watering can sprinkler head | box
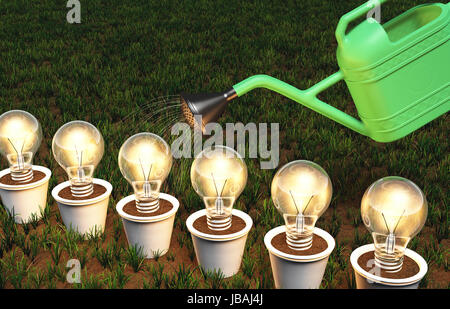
[180,89,237,132]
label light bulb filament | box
[7,137,20,155]
[289,190,314,215]
[7,137,26,170]
[289,190,315,233]
[20,136,26,154]
[386,233,395,254]
[303,195,314,214]
[139,159,153,198]
[392,209,406,234]
[73,145,85,180]
[295,213,305,232]
[211,173,228,215]
[74,144,83,167]
[381,212,390,233]
[289,190,300,215]
[381,209,406,234]
[139,158,152,181]
[381,209,406,255]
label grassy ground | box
[0,0,448,288]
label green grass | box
[125,244,145,272]
[0,0,448,289]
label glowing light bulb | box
[0,110,42,183]
[191,146,247,231]
[361,176,427,273]
[271,160,332,250]
[52,121,104,197]
[118,133,172,213]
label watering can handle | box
[335,0,388,44]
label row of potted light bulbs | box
[0,110,428,289]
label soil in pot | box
[0,170,46,185]
[357,250,420,279]
[58,183,106,200]
[122,199,174,217]
[271,232,328,256]
[193,214,246,235]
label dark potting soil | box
[58,183,107,200]
[271,232,328,256]
[193,214,246,235]
[357,250,420,279]
[0,170,46,185]
[122,198,173,217]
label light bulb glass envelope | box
[361,176,427,273]
[271,160,332,251]
[52,121,104,198]
[118,133,172,213]
[191,145,247,231]
[0,110,42,183]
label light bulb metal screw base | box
[374,250,404,273]
[10,167,33,183]
[206,214,232,231]
[286,232,313,251]
[136,198,160,213]
[70,181,94,198]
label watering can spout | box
[180,72,369,137]
[232,73,369,136]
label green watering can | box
[181,0,449,142]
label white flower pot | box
[0,165,51,224]
[52,178,112,235]
[264,226,335,289]
[116,193,179,259]
[350,244,428,289]
[186,209,253,278]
